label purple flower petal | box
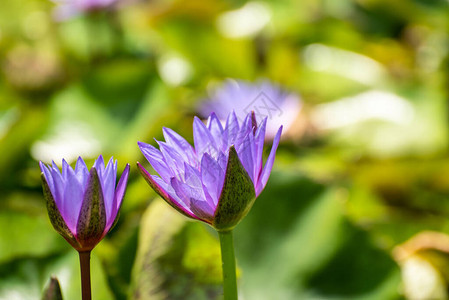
[163,127,197,166]
[62,167,84,234]
[207,113,224,150]
[256,126,283,195]
[200,153,225,207]
[49,165,65,212]
[158,141,187,181]
[138,141,172,182]
[107,163,130,231]
[183,163,203,190]
[52,161,60,172]
[137,162,200,221]
[234,113,252,148]
[97,157,117,226]
[62,159,70,178]
[170,177,214,223]
[193,116,218,158]
[207,113,224,134]
[222,111,240,150]
[237,133,255,183]
[254,117,267,181]
[75,157,89,187]
[93,155,105,171]
[171,177,199,205]
[190,199,215,223]
[40,162,55,195]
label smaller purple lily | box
[40,155,130,252]
[138,111,282,231]
[51,0,118,20]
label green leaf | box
[41,277,63,300]
[212,146,256,231]
[76,168,106,251]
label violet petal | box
[256,126,282,195]
[163,127,197,165]
[193,116,218,158]
[107,163,130,231]
[137,162,200,221]
[138,141,172,182]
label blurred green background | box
[1,0,449,299]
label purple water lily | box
[200,79,301,140]
[40,156,130,251]
[51,0,118,20]
[138,111,282,231]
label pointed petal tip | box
[123,163,131,175]
[39,161,46,172]
[154,138,164,146]
[137,141,150,150]
[208,112,220,124]
[193,116,204,127]
[94,154,105,166]
[276,125,283,138]
[136,161,150,178]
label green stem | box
[78,251,92,300]
[218,230,238,300]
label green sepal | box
[41,174,80,249]
[41,277,63,300]
[76,167,106,251]
[212,146,256,231]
